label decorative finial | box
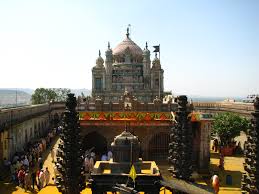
[146,42,148,49]
[126,27,129,38]
[108,42,110,49]
[99,50,101,57]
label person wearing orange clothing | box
[212,174,220,193]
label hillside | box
[0,90,31,107]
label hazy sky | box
[0,0,258,97]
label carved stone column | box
[168,95,193,193]
[241,97,259,193]
[55,93,86,194]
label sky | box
[0,0,258,97]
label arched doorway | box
[83,132,107,158]
[148,132,169,161]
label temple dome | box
[95,50,104,68]
[113,37,143,57]
[152,53,161,69]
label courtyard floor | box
[0,138,245,194]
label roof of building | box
[113,35,143,57]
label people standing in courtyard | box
[17,168,25,187]
[89,156,94,173]
[23,156,29,170]
[24,170,31,191]
[101,153,108,161]
[213,139,219,152]
[211,174,220,193]
[31,170,37,190]
[91,151,96,162]
[107,150,113,161]
[38,155,43,169]
[44,167,50,187]
[84,156,90,173]
[38,169,45,190]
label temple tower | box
[92,50,106,98]
[143,42,151,89]
[151,53,164,98]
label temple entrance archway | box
[83,131,108,158]
[148,132,169,161]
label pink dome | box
[113,37,143,57]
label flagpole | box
[159,44,160,99]
[159,44,160,60]
[159,70,160,99]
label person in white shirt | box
[90,152,96,161]
[23,156,29,169]
[44,167,50,186]
[39,169,45,189]
[101,154,108,161]
[211,174,219,193]
[107,151,113,161]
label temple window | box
[95,78,102,90]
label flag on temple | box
[129,165,137,182]
[153,45,160,52]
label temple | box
[92,28,167,102]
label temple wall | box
[198,121,211,172]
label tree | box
[31,88,71,104]
[212,112,249,146]
[54,88,71,102]
[31,88,57,104]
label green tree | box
[53,88,71,102]
[212,112,249,146]
[31,88,71,104]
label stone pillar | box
[241,97,259,193]
[198,122,210,172]
[95,96,104,111]
[168,95,193,184]
[153,96,162,112]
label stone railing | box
[0,102,65,131]
[78,101,178,112]
[193,102,254,116]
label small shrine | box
[89,128,162,193]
